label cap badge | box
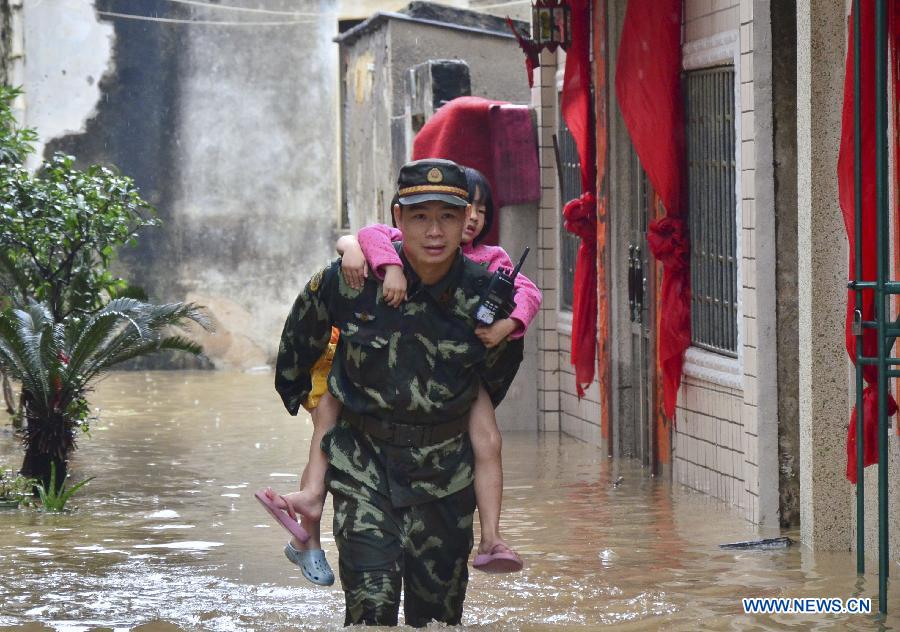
[426,168,443,183]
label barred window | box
[557,108,581,312]
[685,66,738,357]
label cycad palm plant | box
[0,299,211,489]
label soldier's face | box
[394,201,468,268]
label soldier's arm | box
[477,337,525,407]
[275,262,339,415]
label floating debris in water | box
[613,476,624,488]
[719,536,794,550]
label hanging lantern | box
[532,0,572,52]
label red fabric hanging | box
[615,0,688,420]
[839,1,899,484]
[412,96,541,246]
[505,17,541,88]
[564,193,597,398]
[560,0,598,398]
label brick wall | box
[534,50,605,443]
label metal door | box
[624,147,656,468]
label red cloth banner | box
[615,0,688,420]
[840,1,899,483]
[560,0,598,398]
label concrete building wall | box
[498,202,540,432]
[769,0,800,529]
[797,0,852,552]
[20,0,340,369]
[340,24,392,230]
[339,15,531,233]
[468,0,530,23]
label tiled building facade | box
[530,0,784,525]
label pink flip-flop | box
[473,543,524,573]
[254,489,309,543]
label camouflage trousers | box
[327,469,475,627]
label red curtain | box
[615,0,688,420]
[840,1,899,483]
[561,0,598,398]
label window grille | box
[557,108,581,312]
[685,66,738,357]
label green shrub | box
[34,461,93,512]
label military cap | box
[397,158,469,207]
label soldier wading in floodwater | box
[275,158,523,627]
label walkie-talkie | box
[475,247,530,325]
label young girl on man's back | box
[260,167,541,582]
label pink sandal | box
[473,543,524,573]
[254,489,309,543]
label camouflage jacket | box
[275,245,524,507]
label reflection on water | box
[0,371,897,631]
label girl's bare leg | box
[469,384,509,554]
[283,390,340,551]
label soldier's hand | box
[475,318,518,348]
[383,265,408,308]
[263,487,297,521]
[341,243,368,290]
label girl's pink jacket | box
[357,224,542,340]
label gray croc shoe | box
[284,542,335,586]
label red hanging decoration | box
[560,0,597,398]
[614,0,688,421]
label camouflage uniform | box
[276,245,523,627]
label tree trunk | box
[21,444,67,494]
[19,393,73,493]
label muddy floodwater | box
[0,371,897,631]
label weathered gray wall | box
[341,24,392,229]
[0,0,10,84]
[341,16,531,231]
[497,202,539,431]
[468,0,530,23]
[23,0,114,164]
[771,0,800,528]
[27,0,339,368]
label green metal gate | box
[848,0,893,616]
